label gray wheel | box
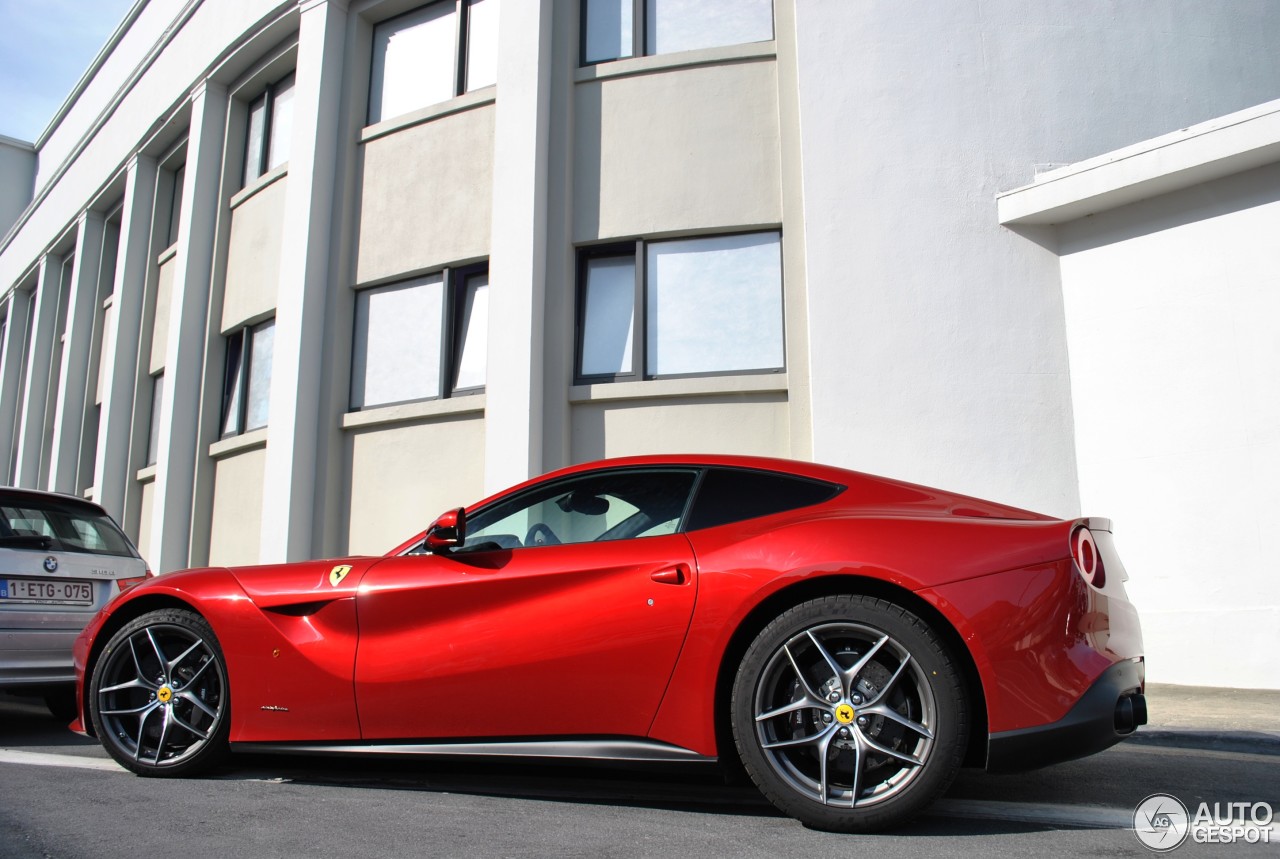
[89,608,230,776]
[731,595,967,831]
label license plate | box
[0,578,94,605]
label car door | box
[354,468,700,740]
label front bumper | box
[986,657,1146,772]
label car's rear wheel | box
[731,595,968,832]
[89,608,230,776]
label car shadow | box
[218,752,1056,837]
[0,694,99,749]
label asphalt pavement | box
[1138,682,1280,755]
[2,682,1278,858]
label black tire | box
[43,687,78,722]
[730,595,968,832]
[88,608,230,777]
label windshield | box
[0,498,140,558]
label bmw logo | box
[43,556,58,573]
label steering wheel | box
[524,523,561,547]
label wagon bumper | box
[986,657,1146,772]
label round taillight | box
[1071,526,1105,588]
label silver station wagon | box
[0,489,150,719]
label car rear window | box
[684,468,843,531]
[0,498,139,558]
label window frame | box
[349,261,489,411]
[462,466,701,551]
[366,0,497,127]
[397,464,845,556]
[242,72,296,189]
[219,318,275,439]
[574,231,786,385]
[579,0,775,67]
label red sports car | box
[71,455,1145,832]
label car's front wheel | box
[89,608,230,776]
[731,595,968,832]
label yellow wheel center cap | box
[156,685,173,704]
[834,703,856,724]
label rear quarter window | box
[684,468,843,531]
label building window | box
[582,0,773,65]
[220,319,275,437]
[146,373,163,466]
[576,231,784,382]
[367,0,500,125]
[242,73,296,187]
[350,264,488,409]
[164,163,185,249]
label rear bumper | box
[986,657,1146,772]
[0,628,79,688]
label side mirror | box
[425,507,466,552]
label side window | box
[349,263,488,409]
[576,231,785,383]
[583,0,774,65]
[221,319,275,437]
[685,468,842,532]
[463,469,697,551]
[367,0,500,126]
[243,72,296,187]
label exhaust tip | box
[1115,693,1148,733]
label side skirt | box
[231,737,717,765]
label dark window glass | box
[166,164,185,248]
[221,329,245,437]
[685,468,842,531]
[0,499,139,558]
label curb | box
[1127,728,1280,756]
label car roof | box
[0,486,113,514]
[465,455,851,512]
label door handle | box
[651,565,688,585]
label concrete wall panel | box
[346,415,486,554]
[136,479,155,564]
[574,59,781,243]
[222,175,287,331]
[207,446,267,567]
[149,255,174,374]
[570,394,788,463]
[355,106,495,285]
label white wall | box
[1,0,290,290]
[1058,165,1280,689]
[0,137,35,240]
[793,0,1280,517]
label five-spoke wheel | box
[732,595,967,832]
[88,609,230,776]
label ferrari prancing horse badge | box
[328,564,352,587]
